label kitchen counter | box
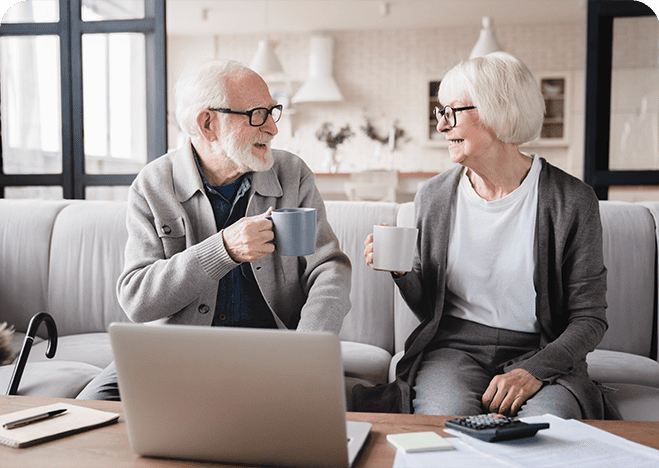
[314,171,438,202]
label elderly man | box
[78,60,351,400]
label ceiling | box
[166,0,589,36]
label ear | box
[196,110,217,142]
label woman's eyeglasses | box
[433,105,476,129]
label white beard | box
[214,130,274,173]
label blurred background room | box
[0,0,657,202]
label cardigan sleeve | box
[507,176,608,382]
[391,175,452,323]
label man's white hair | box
[174,59,251,141]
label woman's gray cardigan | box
[354,158,619,419]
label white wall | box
[167,16,657,184]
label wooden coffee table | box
[2,395,658,467]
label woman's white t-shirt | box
[444,153,542,333]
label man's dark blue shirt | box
[194,152,276,329]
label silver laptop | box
[109,323,371,467]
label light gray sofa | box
[1,198,658,421]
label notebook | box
[0,403,119,448]
[109,322,371,467]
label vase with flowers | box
[316,122,354,173]
[361,118,407,168]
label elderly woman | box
[358,52,618,419]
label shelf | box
[537,73,570,145]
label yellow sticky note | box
[387,431,454,453]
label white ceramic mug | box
[372,225,418,272]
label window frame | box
[583,0,658,200]
[0,0,166,199]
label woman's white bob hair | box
[438,52,545,145]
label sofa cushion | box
[326,201,399,354]
[639,201,659,359]
[47,202,131,336]
[603,383,659,421]
[598,201,656,357]
[0,360,102,398]
[340,341,392,386]
[0,200,73,336]
[587,349,659,389]
[29,333,115,370]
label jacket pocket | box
[155,216,186,258]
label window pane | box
[2,0,59,23]
[609,17,659,171]
[82,33,147,174]
[85,185,130,201]
[0,35,62,174]
[81,0,144,21]
[4,186,63,199]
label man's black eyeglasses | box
[209,104,283,127]
[434,105,476,129]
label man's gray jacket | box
[117,141,351,333]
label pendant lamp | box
[469,16,502,59]
[292,35,344,103]
[249,39,284,78]
[249,1,284,80]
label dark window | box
[0,0,166,199]
[584,0,658,200]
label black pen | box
[2,408,67,430]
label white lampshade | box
[469,16,502,59]
[292,35,344,103]
[249,39,284,78]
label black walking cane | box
[6,312,58,395]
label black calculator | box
[445,413,550,442]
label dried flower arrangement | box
[361,119,407,149]
[316,123,354,149]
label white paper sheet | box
[393,414,659,468]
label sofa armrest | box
[587,349,659,389]
[341,341,392,386]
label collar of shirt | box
[191,146,252,202]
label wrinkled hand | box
[481,368,543,416]
[364,223,406,277]
[363,231,377,268]
[222,207,275,263]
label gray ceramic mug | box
[267,208,316,256]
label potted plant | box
[361,118,407,169]
[316,122,354,173]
